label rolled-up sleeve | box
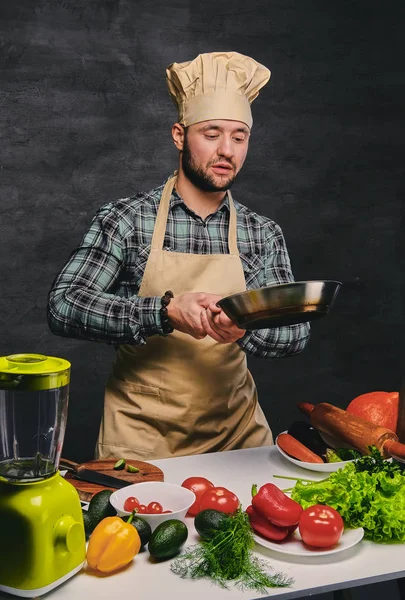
[237,223,311,358]
[47,205,164,345]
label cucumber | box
[287,421,328,458]
[148,519,188,559]
[194,509,229,540]
[121,515,152,547]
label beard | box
[181,134,238,192]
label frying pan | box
[217,280,341,330]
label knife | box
[59,458,133,489]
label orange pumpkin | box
[346,391,399,432]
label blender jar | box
[0,354,71,481]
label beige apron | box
[96,174,273,460]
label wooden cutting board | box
[61,458,164,502]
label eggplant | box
[287,421,328,459]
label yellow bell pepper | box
[86,512,141,573]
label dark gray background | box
[1,0,404,463]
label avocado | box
[194,509,230,540]
[148,519,188,559]
[88,489,116,517]
[121,515,152,547]
[82,510,94,540]
[84,489,117,537]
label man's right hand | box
[167,292,222,339]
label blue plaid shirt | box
[47,180,310,358]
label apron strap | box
[226,191,239,256]
[150,174,177,252]
[151,173,239,256]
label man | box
[47,51,310,460]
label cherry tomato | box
[181,476,215,516]
[162,510,172,514]
[199,486,240,514]
[123,496,140,512]
[147,501,163,514]
[135,504,148,514]
[299,504,344,548]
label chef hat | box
[166,51,270,129]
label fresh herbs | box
[290,446,405,542]
[170,507,293,592]
[353,445,400,474]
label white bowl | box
[275,431,356,472]
[109,481,196,530]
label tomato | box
[299,505,344,548]
[181,476,215,516]
[147,501,163,514]
[199,486,240,514]
[135,504,148,514]
[123,496,140,512]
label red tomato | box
[181,476,215,516]
[199,486,240,514]
[299,505,344,548]
[123,496,140,512]
[162,510,172,514]
[147,501,163,514]
[135,504,148,514]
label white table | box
[4,447,405,600]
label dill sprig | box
[170,507,293,592]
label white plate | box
[275,431,356,472]
[254,527,364,557]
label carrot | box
[277,432,324,464]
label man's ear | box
[172,123,185,151]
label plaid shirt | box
[47,180,310,359]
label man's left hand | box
[200,302,246,343]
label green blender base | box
[0,472,86,598]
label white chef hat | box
[166,51,270,129]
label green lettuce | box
[291,456,405,542]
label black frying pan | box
[216,280,342,330]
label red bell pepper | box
[251,483,303,528]
[246,505,291,541]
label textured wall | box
[0,0,404,462]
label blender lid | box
[0,354,71,390]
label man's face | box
[181,120,250,192]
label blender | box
[0,353,86,598]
